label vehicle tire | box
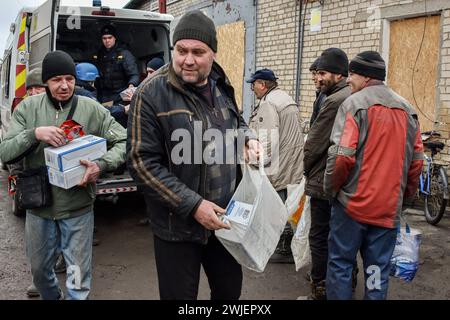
[424,168,447,225]
[12,193,25,217]
[1,162,7,171]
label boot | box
[310,280,327,300]
[296,279,327,300]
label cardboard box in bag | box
[47,165,87,189]
[44,135,106,171]
[216,167,288,273]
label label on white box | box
[225,200,253,226]
[44,135,106,172]
[47,165,87,189]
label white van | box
[0,0,173,215]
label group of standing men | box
[0,9,423,301]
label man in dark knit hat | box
[309,57,327,127]
[302,47,352,300]
[94,24,139,104]
[324,51,423,300]
[0,50,127,300]
[146,57,165,78]
[127,10,261,300]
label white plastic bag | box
[285,181,305,218]
[390,222,421,282]
[285,179,306,229]
[216,164,288,273]
[290,195,311,271]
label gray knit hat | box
[172,10,217,52]
[349,51,386,81]
[26,68,46,89]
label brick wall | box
[438,8,450,163]
[255,0,299,100]
[132,0,450,161]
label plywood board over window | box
[388,15,440,132]
[216,21,245,111]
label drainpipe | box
[253,0,258,72]
[159,0,166,13]
[295,0,307,104]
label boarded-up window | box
[216,21,245,111]
[388,15,440,132]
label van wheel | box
[12,194,25,217]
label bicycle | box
[418,131,449,225]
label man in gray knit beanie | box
[128,9,262,300]
[172,10,217,52]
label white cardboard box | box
[47,165,87,189]
[44,135,106,172]
[224,200,254,226]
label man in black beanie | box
[302,47,352,300]
[0,50,127,300]
[324,51,423,300]
[309,57,326,127]
[128,10,261,300]
[94,24,139,104]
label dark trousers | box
[153,234,243,300]
[275,189,294,255]
[309,197,331,283]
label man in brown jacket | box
[303,48,351,299]
[247,68,304,263]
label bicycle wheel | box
[424,167,447,225]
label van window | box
[29,34,51,70]
[1,53,12,99]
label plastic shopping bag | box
[216,164,288,273]
[285,179,306,228]
[290,195,311,271]
[389,222,421,282]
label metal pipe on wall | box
[295,0,307,104]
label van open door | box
[28,0,60,70]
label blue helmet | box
[76,63,99,81]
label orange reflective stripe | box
[15,13,27,99]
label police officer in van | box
[94,24,140,104]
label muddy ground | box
[0,168,449,300]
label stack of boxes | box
[44,135,107,189]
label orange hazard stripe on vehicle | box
[15,65,26,97]
[15,13,27,98]
[17,13,26,50]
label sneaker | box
[54,254,66,274]
[26,283,40,298]
[269,252,295,264]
